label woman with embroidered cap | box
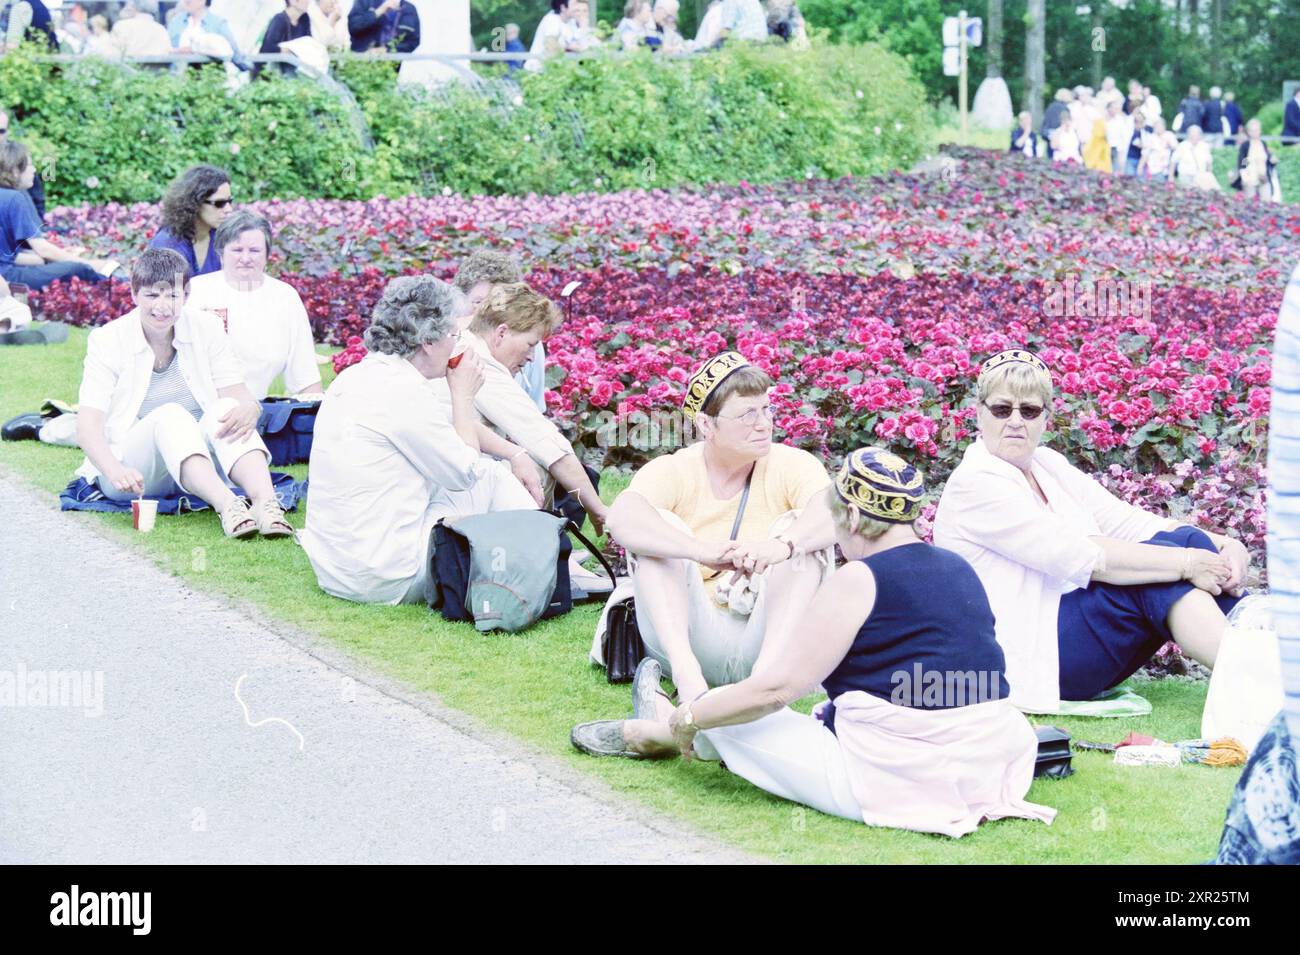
[578,447,1056,838]
[572,351,836,758]
[934,348,1249,714]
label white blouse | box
[933,439,1167,712]
[76,307,245,481]
[429,331,573,470]
[186,272,321,401]
[300,352,486,605]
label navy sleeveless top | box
[823,543,1010,710]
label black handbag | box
[602,464,755,683]
[602,597,647,684]
[1034,725,1075,779]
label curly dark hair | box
[159,164,231,243]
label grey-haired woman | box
[300,275,538,605]
[185,209,322,401]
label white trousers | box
[701,707,863,822]
[96,398,269,502]
[400,458,539,605]
[631,508,830,689]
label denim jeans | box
[0,260,104,292]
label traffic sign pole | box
[959,10,968,145]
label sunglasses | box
[983,400,1045,421]
[205,197,234,209]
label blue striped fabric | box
[1268,261,1300,745]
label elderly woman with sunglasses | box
[933,349,1249,714]
[148,164,234,278]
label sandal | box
[220,498,258,539]
[254,497,293,538]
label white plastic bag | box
[1202,594,1285,753]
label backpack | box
[429,509,613,633]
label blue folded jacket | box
[60,472,305,514]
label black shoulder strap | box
[565,520,618,585]
[729,463,756,541]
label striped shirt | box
[1267,261,1300,745]
[137,354,203,422]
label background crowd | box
[0,0,807,73]
[1010,77,1290,202]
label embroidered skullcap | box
[682,351,751,421]
[978,348,1052,391]
[834,447,925,525]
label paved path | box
[0,469,751,864]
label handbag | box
[429,509,614,633]
[257,398,320,466]
[602,595,647,683]
[600,464,755,682]
[1034,725,1075,779]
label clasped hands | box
[1185,538,1249,597]
[693,535,791,580]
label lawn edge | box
[0,459,765,865]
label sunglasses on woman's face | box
[205,197,233,209]
[983,400,1045,421]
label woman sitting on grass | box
[75,248,292,539]
[581,447,1056,839]
[301,275,539,605]
[148,164,234,278]
[185,210,323,401]
[933,349,1249,713]
[0,142,109,292]
[445,282,603,527]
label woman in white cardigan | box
[75,249,291,539]
[933,349,1249,712]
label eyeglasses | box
[983,400,1045,421]
[713,405,776,428]
[205,198,234,209]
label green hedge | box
[343,43,932,197]
[0,50,372,205]
[2,41,932,206]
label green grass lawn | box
[0,328,1241,863]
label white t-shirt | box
[1052,128,1081,163]
[186,272,321,400]
[525,11,565,71]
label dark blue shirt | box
[823,543,1009,710]
[505,37,525,72]
[0,188,43,268]
[148,226,219,277]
